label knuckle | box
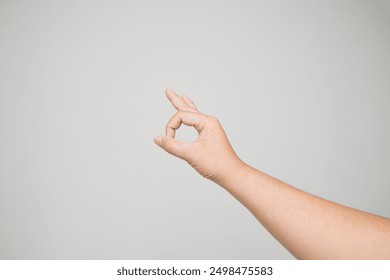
[207,115,220,125]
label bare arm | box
[154,89,390,259]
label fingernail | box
[154,136,163,146]
[165,88,173,98]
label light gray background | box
[0,0,389,259]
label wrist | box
[214,159,251,189]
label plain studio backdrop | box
[0,0,390,259]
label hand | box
[154,89,244,184]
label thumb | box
[154,135,192,160]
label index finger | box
[165,111,206,139]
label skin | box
[154,88,390,260]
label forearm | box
[218,162,390,259]
[156,89,390,259]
